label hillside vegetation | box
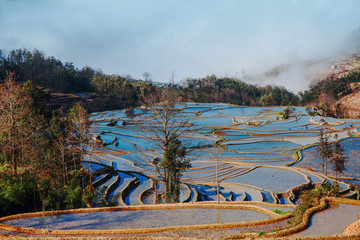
[0,48,299,112]
[1,48,360,118]
[0,73,94,217]
[300,55,360,118]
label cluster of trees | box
[182,75,300,106]
[0,49,95,93]
[317,126,348,179]
[300,68,360,116]
[89,73,156,111]
[2,48,360,115]
[0,49,155,112]
[0,49,303,114]
[0,73,93,217]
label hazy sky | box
[1,0,360,92]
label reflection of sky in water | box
[108,172,134,203]
[124,173,151,205]
[88,104,358,204]
[223,167,308,193]
[296,204,360,236]
[181,107,211,113]
[190,116,232,126]
[4,209,271,230]
[296,137,360,179]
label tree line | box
[1,48,302,114]
[0,49,154,112]
[0,72,94,217]
[182,75,300,106]
[2,48,360,115]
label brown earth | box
[343,213,360,235]
[333,90,360,118]
[314,55,360,118]
[37,86,85,114]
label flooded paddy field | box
[2,103,360,237]
[88,103,360,206]
[4,208,273,230]
[296,203,360,236]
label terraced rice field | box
[4,208,274,230]
[87,103,360,206]
[3,103,360,237]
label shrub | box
[64,171,85,209]
[272,208,290,215]
[82,185,95,207]
[290,182,339,226]
[91,186,107,207]
[0,173,40,217]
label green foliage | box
[0,48,304,112]
[0,72,93,216]
[5,48,360,114]
[64,171,84,209]
[305,107,316,116]
[184,75,299,106]
[91,186,107,207]
[65,185,84,210]
[316,128,348,178]
[272,208,290,215]
[300,68,360,108]
[291,183,339,226]
[210,127,221,133]
[82,185,95,207]
[107,193,120,207]
[0,49,95,93]
[161,134,190,203]
[330,141,348,179]
[277,107,295,120]
[88,73,154,111]
[317,128,333,175]
[0,173,40,217]
[42,184,66,211]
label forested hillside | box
[0,49,94,93]
[0,73,94,216]
[300,55,360,118]
[2,48,360,117]
[0,48,300,112]
[182,75,299,106]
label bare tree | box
[142,72,152,82]
[136,87,192,203]
[209,145,222,204]
[0,73,31,175]
[68,102,92,190]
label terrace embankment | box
[0,202,293,236]
[343,213,360,235]
[36,86,83,114]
